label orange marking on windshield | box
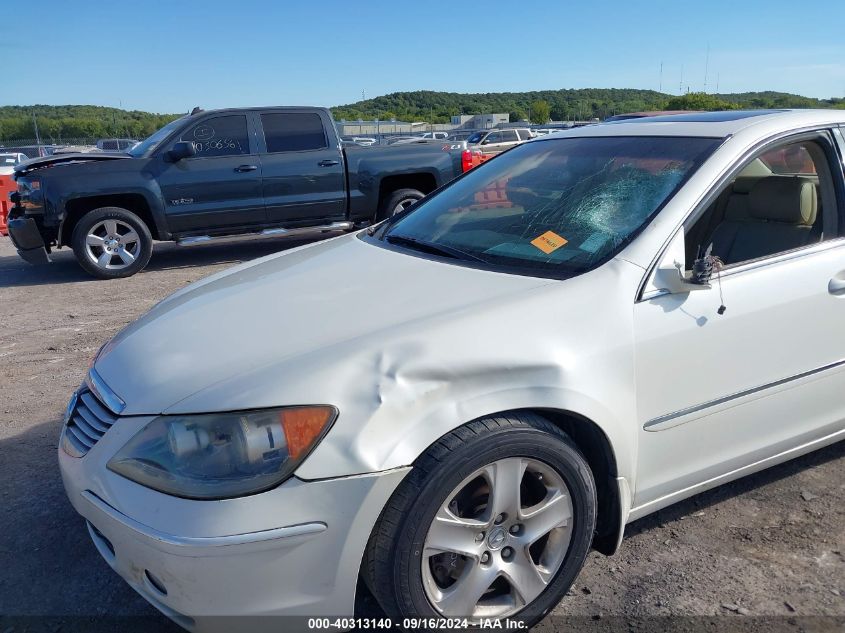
[531,231,568,254]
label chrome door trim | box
[644,357,845,431]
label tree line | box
[330,89,845,124]
[3,89,844,142]
[0,105,182,142]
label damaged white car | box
[59,109,845,631]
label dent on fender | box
[347,345,622,474]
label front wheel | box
[71,207,153,279]
[365,413,597,627]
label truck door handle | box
[829,272,845,296]
[318,160,340,167]
[235,164,258,172]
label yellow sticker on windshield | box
[531,231,568,254]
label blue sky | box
[4,0,844,113]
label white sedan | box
[58,109,845,631]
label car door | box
[157,113,264,233]
[499,129,521,150]
[480,131,504,155]
[256,110,346,225]
[632,131,845,510]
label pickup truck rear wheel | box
[71,207,153,279]
[379,188,426,219]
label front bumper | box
[8,216,51,265]
[58,418,410,632]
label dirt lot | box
[0,236,843,632]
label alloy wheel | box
[392,198,417,215]
[83,219,142,270]
[421,457,573,619]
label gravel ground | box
[0,236,843,632]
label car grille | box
[64,388,118,456]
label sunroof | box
[636,110,788,123]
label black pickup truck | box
[8,107,470,278]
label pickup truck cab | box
[8,106,468,278]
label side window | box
[180,115,250,157]
[485,132,502,144]
[261,113,327,153]
[684,138,837,270]
[501,130,519,142]
[517,130,531,141]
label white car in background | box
[0,152,28,173]
[466,128,534,154]
[59,110,845,631]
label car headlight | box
[107,406,337,500]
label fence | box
[1,138,102,158]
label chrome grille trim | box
[64,387,118,456]
[85,368,126,415]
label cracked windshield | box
[382,136,720,276]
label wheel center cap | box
[487,527,507,550]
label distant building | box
[450,113,509,129]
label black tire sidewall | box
[71,207,153,279]
[379,188,425,220]
[390,425,597,625]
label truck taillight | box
[461,150,473,173]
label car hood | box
[14,152,131,176]
[95,234,550,415]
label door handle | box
[829,273,845,296]
[318,160,340,167]
[235,164,258,172]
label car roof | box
[542,109,845,140]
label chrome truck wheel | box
[83,218,142,270]
[71,207,153,279]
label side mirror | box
[650,230,711,295]
[166,141,196,162]
[654,261,711,294]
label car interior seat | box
[706,176,819,265]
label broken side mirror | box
[166,141,197,162]
[651,230,712,294]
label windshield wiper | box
[385,234,487,263]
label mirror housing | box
[654,262,711,294]
[650,230,711,295]
[166,141,196,162]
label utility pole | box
[659,61,663,93]
[32,112,41,145]
[679,65,684,95]
[703,44,710,93]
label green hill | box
[0,105,181,142]
[2,89,844,141]
[330,89,845,123]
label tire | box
[365,412,597,628]
[71,207,153,279]
[378,188,426,220]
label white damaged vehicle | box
[59,110,845,631]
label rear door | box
[157,113,265,233]
[256,110,346,225]
[499,129,521,150]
